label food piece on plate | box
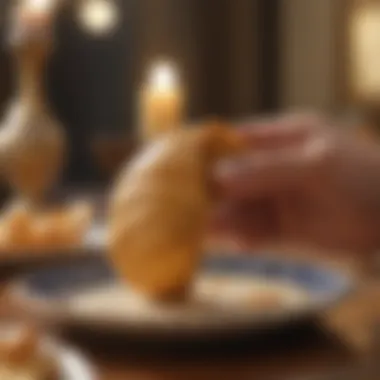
[109,121,244,301]
[32,203,93,249]
[65,201,94,245]
[32,212,68,250]
[0,201,94,252]
[0,326,57,379]
[0,326,39,364]
[0,203,35,250]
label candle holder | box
[0,0,66,211]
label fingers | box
[211,112,333,249]
[218,113,329,200]
[215,136,329,199]
[237,113,324,150]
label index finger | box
[237,113,324,149]
[215,136,328,199]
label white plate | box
[55,342,96,380]
[11,254,356,339]
[0,326,96,380]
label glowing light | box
[24,0,54,13]
[351,4,380,98]
[148,62,179,92]
[139,60,184,140]
[79,0,119,36]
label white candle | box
[26,0,52,12]
[9,0,54,46]
[23,0,55,17]
[139,62,185,140]
[19,0,55,26]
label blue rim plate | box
[10,253,356,336]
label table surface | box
[63,255,379,380]
[82,281,380,380]
[0,235,379,379]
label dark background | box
[0,0,280,184]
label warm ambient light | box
[148,62,179,93]
[351,3,380,99]
[78,0,119,36]
[25,0,52,12]
[139,61,184,140]
[14,0,55,35]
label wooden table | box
[53,255,379,380]
[63,281,378,380]
[0,237,378,379]
[2,286,376,380]
[0,281,378,380]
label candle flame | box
[149,62,179,92]
[25,0,53,12]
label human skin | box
[213,114,380,253]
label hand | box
[213,114,380,252]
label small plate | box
[0,223,106,272]
[11,254,355,339]
[55,341,96,380]
[0,326,95,380]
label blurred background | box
[0,2,379,378]
[0,0,377,183]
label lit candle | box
[8,0,55,47]
[139,61,185,140]
[25,0,52,12]
[23,0,55,19]
[19,0,55,27]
